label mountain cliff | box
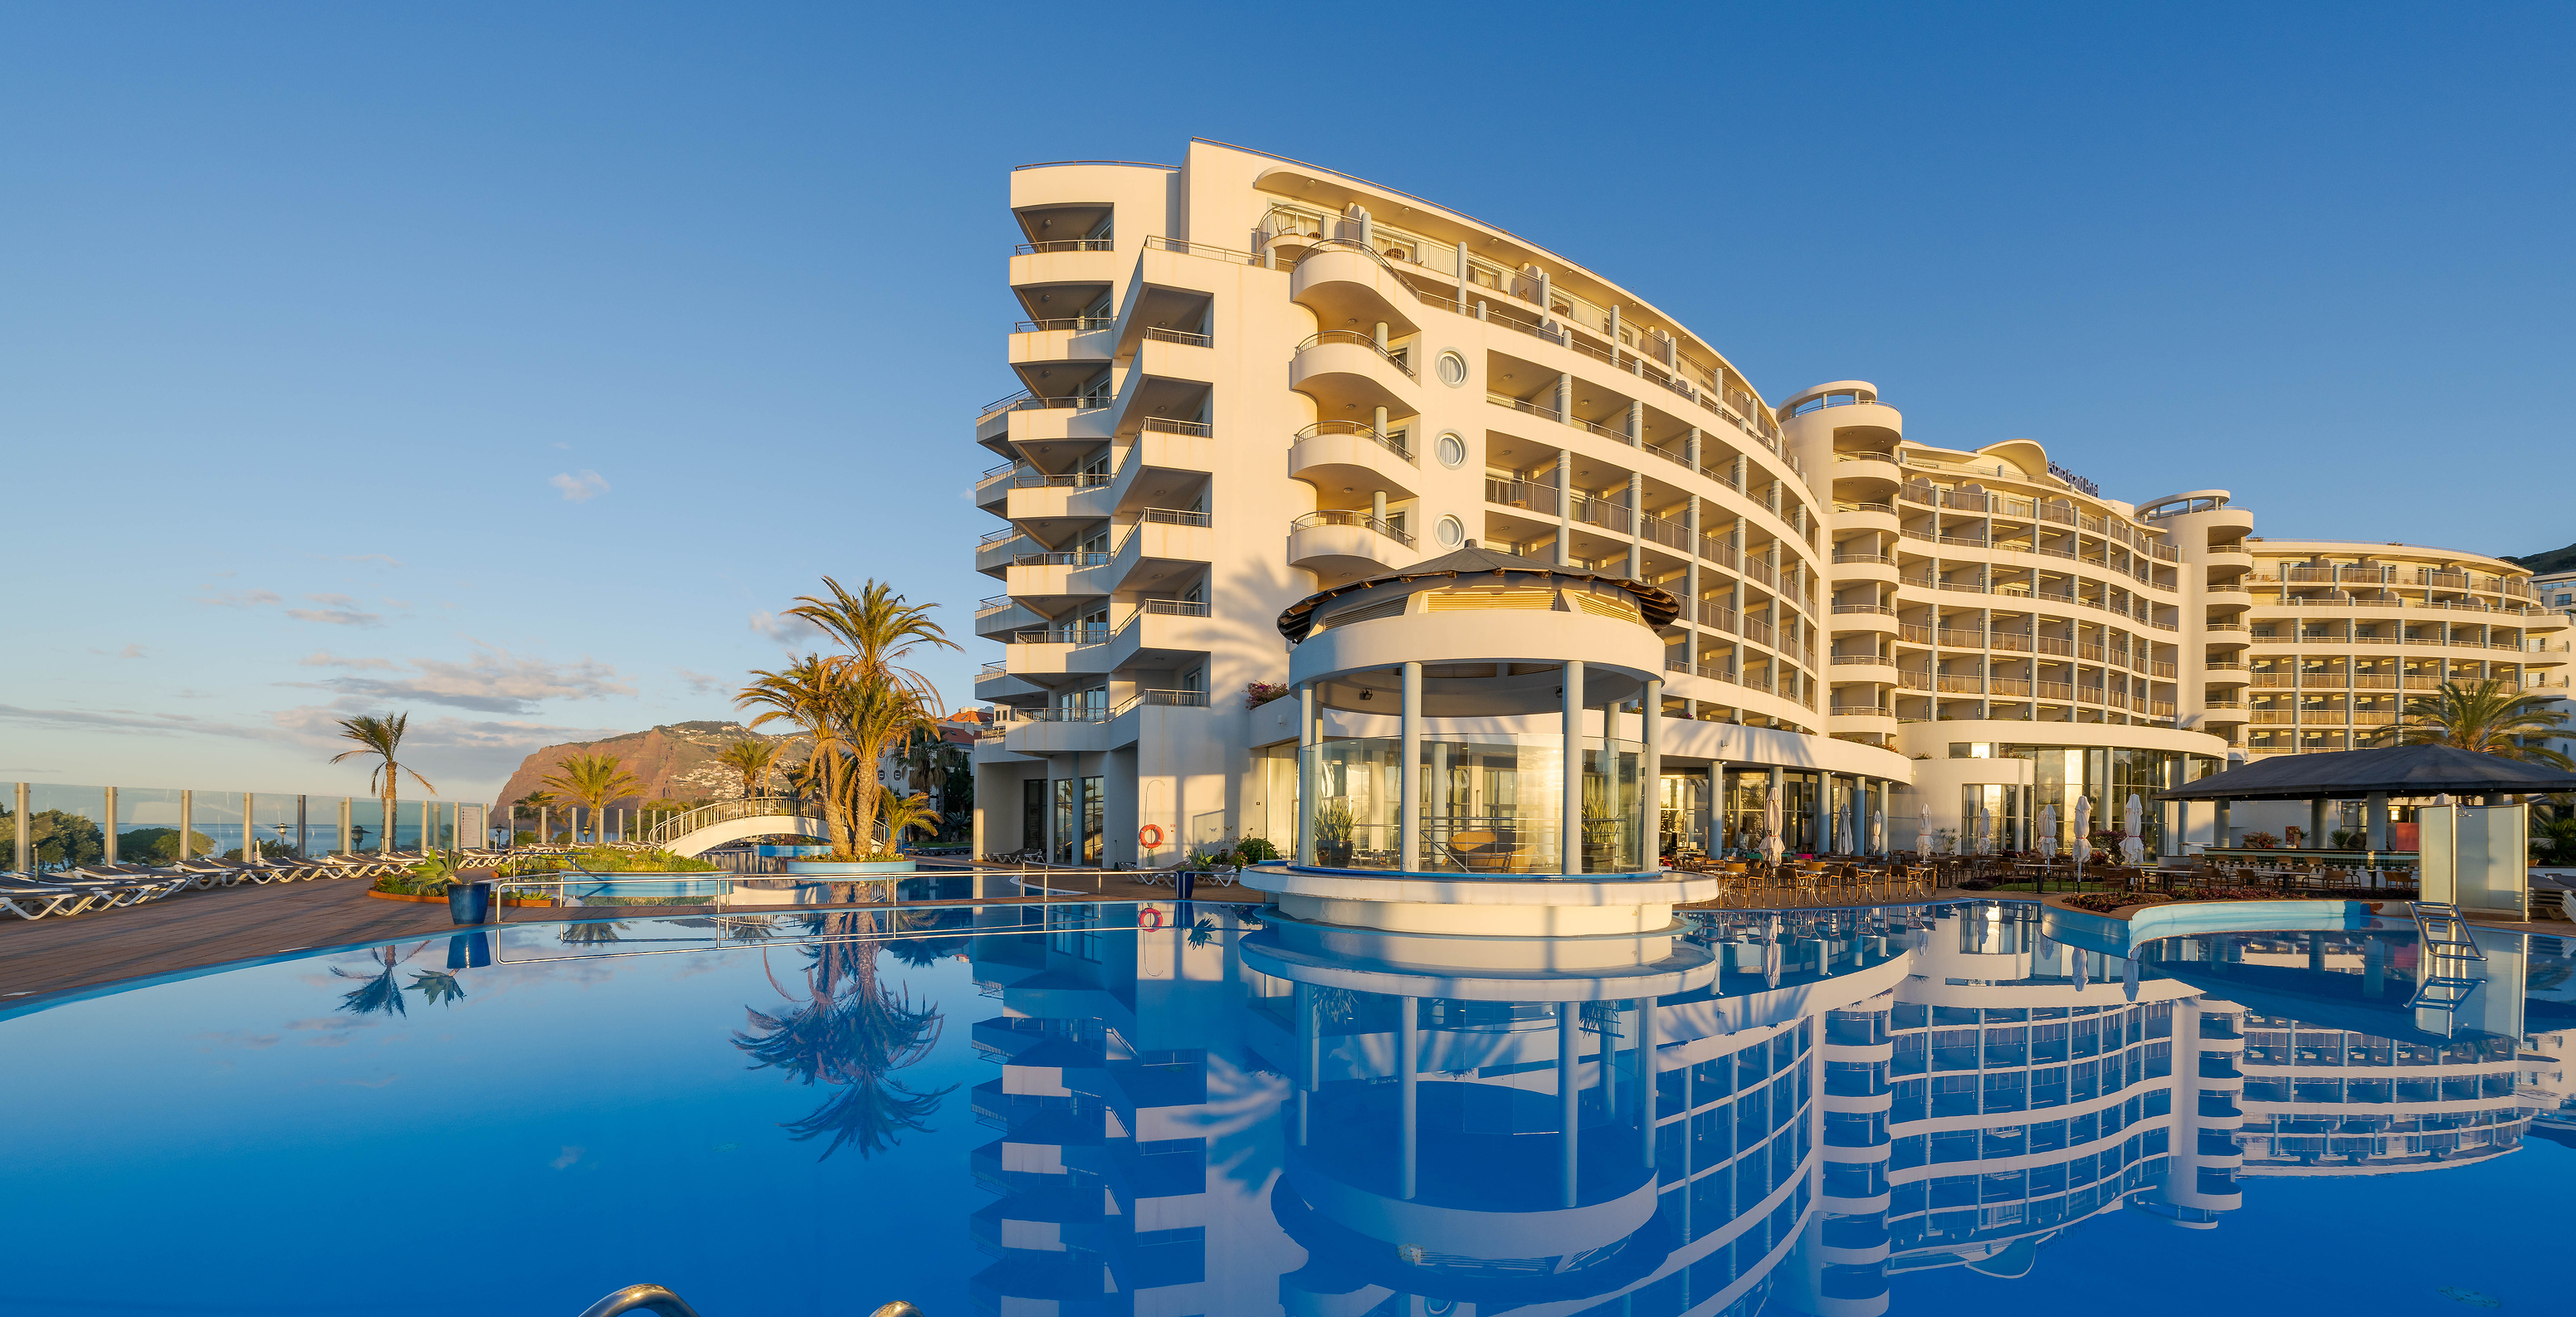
[490,720,811,810]
[2506,540,2576,575]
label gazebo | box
[1246,544,1721,935]
[2162,744,2576,852]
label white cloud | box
[285,593,383,627]
[341,554,402,568]
[120,644,145,659]
[749,610,827,646]
[300,651,398,671]
[201,588,282,608]
[676,667,724,696]
[0,703,288,742]
[549,470,609,502]
[269,705,632,785]
[290,646,636,715]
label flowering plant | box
[1244,681,1289,710]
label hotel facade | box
[967,140,2571,869]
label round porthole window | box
[1435,515,1466,549]
[1436,432,1467,469]
[1436,349,1468,388]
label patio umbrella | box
[1916,801,1931,857]
[2036,804,2058,861]
[2071,947,2088,991]
[2122,793,2147,866]
[1872,809,1886,857]
[1763,793,1783,864]
[2073,794,2093,879]
[2121,951,2139,1002]
[1976,804,1992,855]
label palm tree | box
[717,738,783,802]
[783,578,958,847]
[331,713,437,856]
[741,656,861,854]
[880,790,940,851]
[540,753,646,845]
[2374,678,2574,768]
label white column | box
[1636,996,1659,1168]
[103,785,120,865]
[1559,1003,1581,1208]
[242,792,254,861]
[1400,661,1422,873]
[1555,448,1573,566]
[179,789,193,861]
[1297,683,1319,866]
[12,782,27,874]
[1400,996,1419,1200]
[1642,678,1663,867]
[1563,661,1586,874]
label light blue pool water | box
[2,900,2567,1317]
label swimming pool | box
[2,900,2568,1315]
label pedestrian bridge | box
[645,797,830,856]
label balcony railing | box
[1013,316,1115,333]
[1298,330,1415,378]
[1012,551,1111,568]
[1295,419,1415,463]
[1014,471,1113,489]
[1142,326,1212,348]
[1141,416,1212,437]
[1010,624,1110,646]
[1015,238,1115,254]
[1139,508,1212,528]
[1290,509,1417,547]
[1139,598,1211,617]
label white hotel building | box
[967,140,2571,869]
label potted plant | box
[1315,799,1355,867]
[2243,831,2280,851]
[412,848,489,925]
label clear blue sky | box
[5,2,2569,802]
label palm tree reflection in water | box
[331,942,454,1016]
[735,903,955,1159]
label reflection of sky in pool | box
[2,900,2568,1316]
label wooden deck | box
[0,871,1232,1012]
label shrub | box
[1244,681,1289,710]
[1236,835,1281,863]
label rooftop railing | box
[1294,419,1414,463]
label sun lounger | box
[0,875,108,919]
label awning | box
[2160,744,2576,802]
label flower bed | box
[2058,887,2286,915]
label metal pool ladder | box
[2408,900,2486,1034]
[578,1287,922,1317]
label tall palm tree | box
[741,656,861,854]
[784,578,958,845]
[331,713,436,856]
[880,790,941,851]
[717,738,783,802]
[2374,678,2574,768]
[540,753,646,845]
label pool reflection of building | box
[959,904,2555,1316]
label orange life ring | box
[1139,907,1165,929]
[1138,824,1165,848]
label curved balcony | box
[1007,240,1121,298]
[1827,655,1900,684]
[1288,510,1415,582]
[1829,551,1899,586]
[1007,317,1115,369]
[1288,242,1422,341]
[1289,421,1420,500]
[1827,603,1900,636]
[1290,330,1416,416]
[1834,500,1899,533]
[1829,450,1904,495]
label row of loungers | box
[0,848,514,921]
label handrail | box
[1140,416,1212,437]
[1296,329,1415,377]
[1014,316,1115,332]
[643,798,826,848]
[1292,419,1416,463]
[1143,326,1212,348]
[578,1284,705,1317]
[1291,509,1417,546]
[1016,238,1114,254]
[1139,507,1212,527]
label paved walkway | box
[0,871,1227,1011]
